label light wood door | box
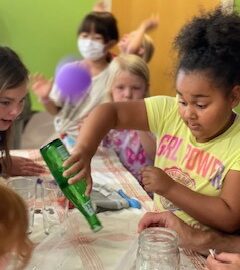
[112,0,220,96]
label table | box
[6,147,206,269]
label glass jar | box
[135,227,180,270]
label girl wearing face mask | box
[32,11,119,141]
[102,54,155,194]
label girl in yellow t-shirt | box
[63,9,240,233]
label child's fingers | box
[215,252,240,263]
[63,160,84,178]
[63,153,81,168]
[138,212,163,232]
[141,165,154,173]
[206,254,219,265]
[142,175,153,189]
[85,174,93,196]
[144,14,159,30]
[30,73,45,82]
[143,183,152,192]
[67,170,86,185]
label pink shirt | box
[103,129,153,186]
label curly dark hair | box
[174,8,240,95]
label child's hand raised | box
[141,166,175,196]
[140,14,159,33]
[62,145,93,196]
[30,73,53,99]
[93,0,107,12]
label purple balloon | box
[55,55,81,76]
[55,62,91,104]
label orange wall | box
[112,0,220,96]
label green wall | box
[235,0,240,10]
[0,0,95,110]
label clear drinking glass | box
[41,180,69,235]
[7,177,36,234]
[135,227,180,270]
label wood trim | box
[112,0,221,97]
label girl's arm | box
[63,101,149,192]
[42,99,61,115]
[124,15,159,55]
[142,168,240,232]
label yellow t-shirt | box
[145,96,240,227]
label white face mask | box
[77,39,105,61]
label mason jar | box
[135,227,180,270]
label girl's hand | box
[206,252,240,270]
[93,0,107,12]
[30,73,53,99]
[62,146,93,196]
[9,156,46,176]
[141,166,175,195]
[138,211,183,232]
[138,211,194,249]
[140,14,159,32]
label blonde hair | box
[141,34,155,63]
[0,184,33,269]
[106,54,150,101]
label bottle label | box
[82,200,95,216]
[56,145,70,161]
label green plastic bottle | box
[40,138,102,232]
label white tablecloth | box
[5,147,206,270]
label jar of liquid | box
[135,227,180,270]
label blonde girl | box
[102,54,155,188]
[0,184,32,269]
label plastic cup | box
[7,177,37,234]
[41,181,69,235]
